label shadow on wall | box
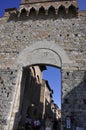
[12,67,29,130]
[62,71,86,129]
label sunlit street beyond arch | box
[43,66,61,109]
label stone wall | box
[0,13,86,69]
[0,69,18,130]
[0,10,86,130]
[62,70,86,129]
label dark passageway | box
[17,65,61,130]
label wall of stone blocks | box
[0,12,86,130]
[0,69,18,130]
[0,15,86,69]
[62,70,86,129]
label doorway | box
[17,64,61,130]
[9,40,71,130]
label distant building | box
[20,65,46,125]
[51,102,61,120]
[40,79,61,121]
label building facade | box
[19,66,43,126]
[0,0,86,130]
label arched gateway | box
[8,40,71,130]
[0,0,86,130]
[17,40,71,67]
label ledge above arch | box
[16,40,72,68]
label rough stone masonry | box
[0,0,86,130]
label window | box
[64,99,69,104]
[83,99,86,104]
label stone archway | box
[8,40,72,130]
[17,40,71,67]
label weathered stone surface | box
[0,2,86,130]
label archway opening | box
[11,41,69,130]
[29,7,36,18]
[48,6,56,17]
[38,6,45,18]
[68,5,77,18]
[17,64,61,130]
[20,8,27,18]
[58,5,66,18]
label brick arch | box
[17,40,72,68]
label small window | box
[68,5,77,18]
[58,5,66,18]
[64,99,69,104]
[38,6,45,17]
[83,99,86,104]
[67,72,69,76]
[20,8,27,17]
[48,6,56,17]
[29,7,36,18]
